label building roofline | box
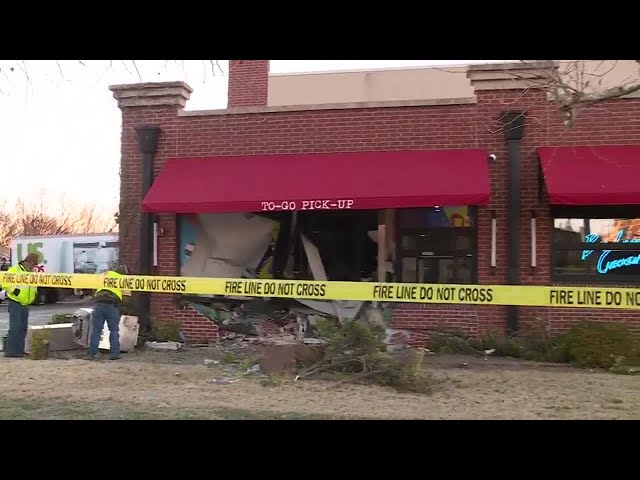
[180,96,477,117]
[268,62,514,77]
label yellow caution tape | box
[0,273,640,309]
[2,272,640,309]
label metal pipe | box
[153,220,159,268]
[531,210,537,268]
[490,210,497,269]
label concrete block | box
[26,323,80,352]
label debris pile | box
[190,307,432,394]
[145,341,183,351]
[178,216,414,353]
[188,297,416,358]
[297,318,434,394]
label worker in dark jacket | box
[86,265,130,361]
[1,253,39,357]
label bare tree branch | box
[56,61,65,79]
[580,82,640,103]
[506,60,640,127]
[0,191,117,247]
[18,61,31,96]
[132,60,142,81]
[121,60,133,77]
[214,60,226,83]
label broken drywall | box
[181,213,278,281]
[71,308,139,353]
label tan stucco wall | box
[267,61,640,106]
[267,66,474,106]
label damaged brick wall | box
[174,303,219,344]
[153,209,219,343]
[114,69,640,345]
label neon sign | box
[582,229,640,274]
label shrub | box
[429,326,473,354]
[516,321,569,363]
[430,329,522,357]
[556,321,640,369]
[307,318,434,394]
[468,331,522,358]
[220,351,236,365]
[49,314,73,325]
[239,354,261,372]
[29,330,51,360]
[150,319,182,342]
[428,320,640,369]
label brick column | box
[228,60,269,107]
[109,81,219,344]
[467,61,557,91]
[109,81,192,272]
[468,62,555,335]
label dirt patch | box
[1,347,638,420]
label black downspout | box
[136,126,161,334]
[501,112,525,336]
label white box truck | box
[9,233,119,304]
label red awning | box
[538,145,640,205]
[142,149,491,214]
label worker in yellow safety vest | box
[2,253,39,358]
[86,265,130,361]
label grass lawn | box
[0,397,345,420]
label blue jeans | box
[5,300,29,357]
[89,302,120,358]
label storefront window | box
[396,206,477,284]
[552,208,640,282]
[177,211,379,284]
[295,210,378,281]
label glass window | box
[397,206,476,284]
[552,214,640,281]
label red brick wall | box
[227,60,269,107]
[117,104,217,344]
[480,90,640,338]
[119,106,180,273]
[174,304,219,343]
[116,79,640,344]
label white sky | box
[0,60,499,219]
